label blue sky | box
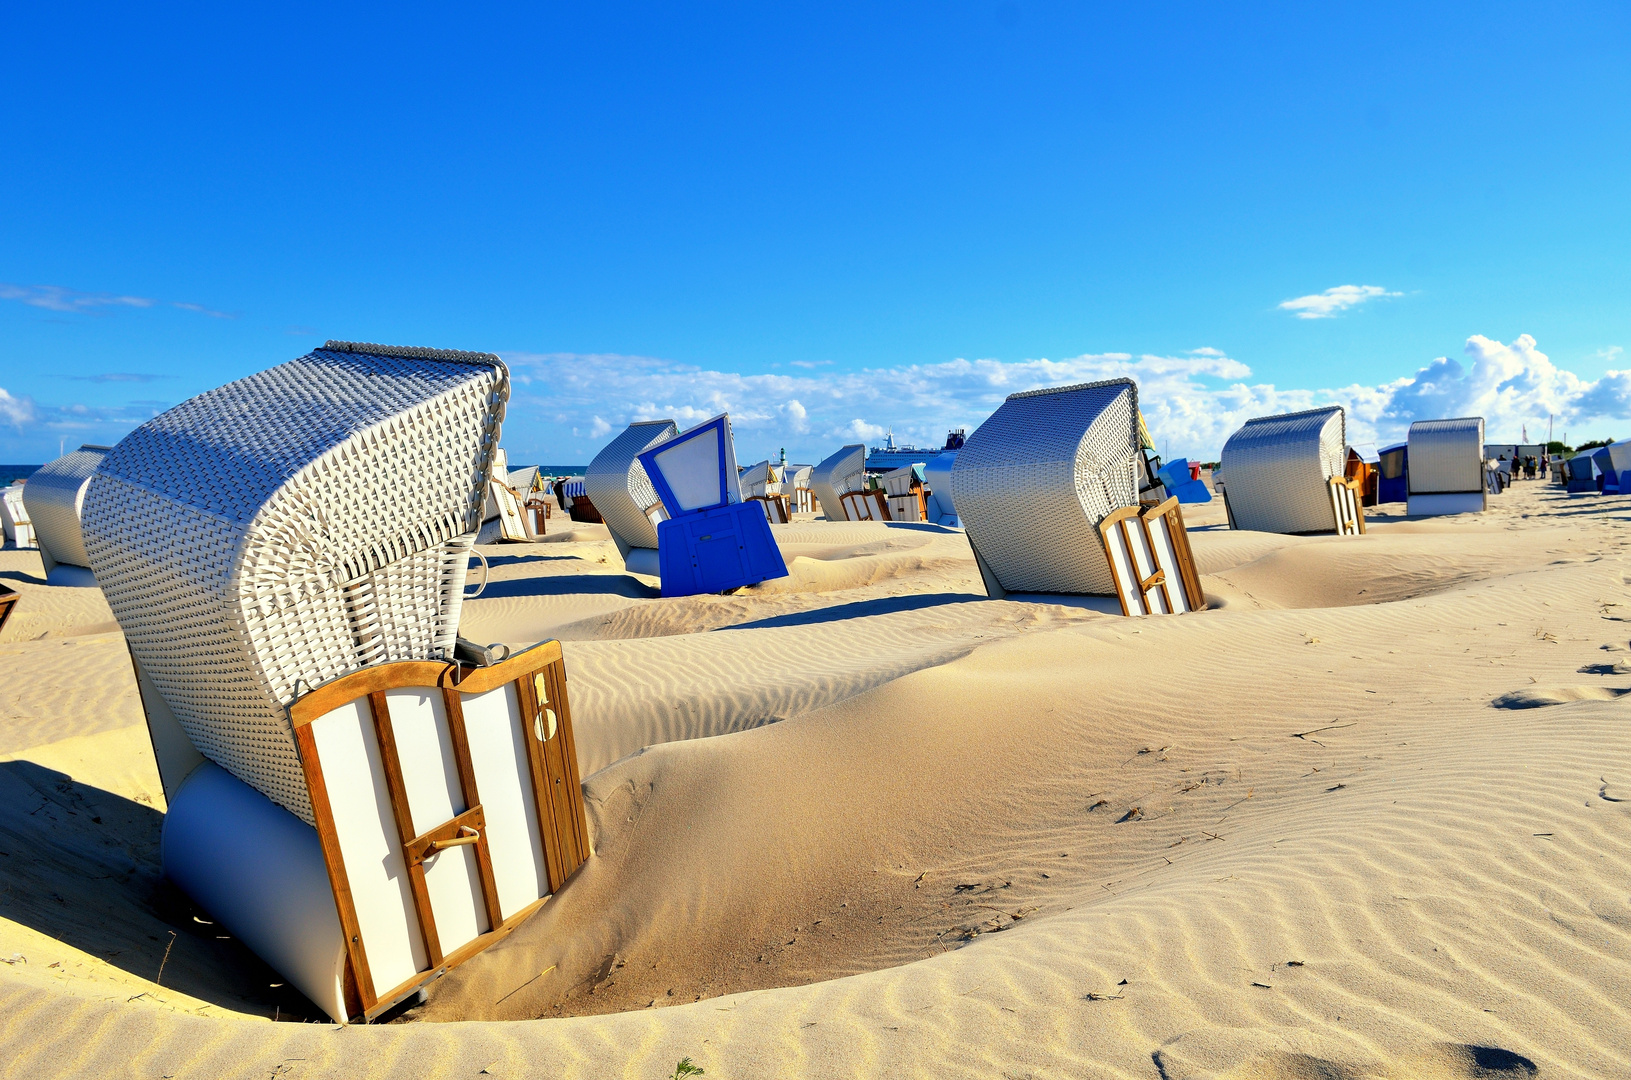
[3,2,1629,465]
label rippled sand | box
[2,481,1628,1078]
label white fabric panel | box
[651,428,724,511]
[462,683,549,920]
[384,688,488,954]
[309,699,425,991]
[162,762,350,1023]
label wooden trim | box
[1097,506,1141,617]
[441,687,504,931]
[289,641,565,726]
[294,721,377,1009]
[517,669,567,892]
[0,586,17,636]
[367,691,443,968]
[359,893,552,1022]
[540,662,590,877]
[1140,497,1205,612]
[550,660,591,867]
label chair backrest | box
[1408,417,1486,494]
[585,420,678,556]
[953,378,1140,595]
[637,414,744,516]
[1219,406,1346,533]
[82,341,508,824]
[922,452,958,524]
[22,444,110,567]
[810,444,866,520]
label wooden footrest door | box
[289,640,590,1020]
[1099,497,1207,616]
[1327,477,1366,535]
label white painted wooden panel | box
[309,698,425,991]
[461,683,550,920]
[384,688,488,955]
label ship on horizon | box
[864,428,965,472]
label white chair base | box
[1408,491,1487,516]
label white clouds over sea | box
[505,334,1626,461]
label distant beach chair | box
[1406,417,1488,515]
[1,484,33,549]
[82,341,589,1024]
[21,444,110,585]
[953,378,1204,612]
[740,459,793,523]
[635,414,789,596]
[1218,407,1360,535]
[810,444,869,521]
[922,453,959,525]
[552,477,603,523]
[880,463,927,522]
[585,419,679,576]
[784,465,814,513]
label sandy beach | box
[1,480,1627,1078]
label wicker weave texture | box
[810,445,866,521]
[1219,406,1345,534]
[585,420,677,553]
[953,379,1140,594]
[1407,417,1486,494]
[22,445,109,567]
[82,345,508,824]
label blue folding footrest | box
[657,501,790,597]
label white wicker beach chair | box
[22,444,109,582]
[80,343,592,1021]
[1407,417,1487,515]
[740,459,791,523]
[922,453,958,525]
[880,463,927,522]
[784,465,814,513]
[954,378,1185,602]
[810,444,867,521]
[1,484,33,549]
[1218,406,1350,534]
[584,419,679,577]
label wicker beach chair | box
[784,465,814,513]
[922,453,958,525]
[1218,406,1357,534]
[741,459,792,524]
[585,419,679,576]
[810,444,867,521]
[880,463,927,522]
[953,378,1203,612]
[1,484,33,549]
[82,341,589,1023]
[22,444,110,584]
[1407,417,1488,515]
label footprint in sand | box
[1491,686,1631,709]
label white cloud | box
[499,335,1629,464]
[0,283,154,313]
[588,415,612,438]
[0,388,36,427]
[1278,284,1401,320]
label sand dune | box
[2,481,1628,1078]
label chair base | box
[1408,491,1487,515]
[657,502,790,597]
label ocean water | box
[0,465,42,484]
